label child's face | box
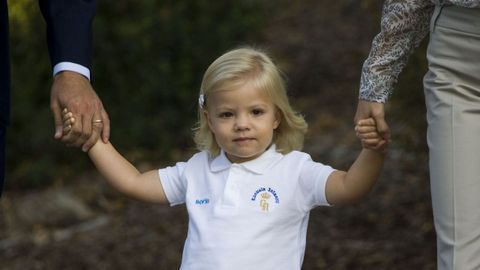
[205,82,280,163]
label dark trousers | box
[0,128,5,196]
[1,0,10,197]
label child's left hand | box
[355,118,389,153]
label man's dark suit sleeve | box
[39,0,97,70]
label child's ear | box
[274,109,281,129]
[204,110,214,132]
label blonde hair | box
[193,47,308,156]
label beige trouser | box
[424,5,480,270]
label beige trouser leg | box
[424,5,480,270]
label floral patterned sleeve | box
[359,0,435,103]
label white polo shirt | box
[159,145,335,270]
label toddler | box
[62,47,387,270]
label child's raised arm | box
[88,141,168,204]
[63,110,168,204]
[325,118,386,205]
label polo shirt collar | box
[210,144,283,174]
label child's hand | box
[62,108,104,150]
[355,118,389,153]
[62,108,76,136]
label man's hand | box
[354,100,391,151]
[51,71,110,152]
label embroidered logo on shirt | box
[251,187,279,212]
[259,193,271,212]
[195,198,210,205]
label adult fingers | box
[100,107,110,143]
[81,112,102,152]
[51,102,64,140]
[81,127,101,152]
[373,114,391,141]
[353,100,391,140]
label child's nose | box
[234,115,250,131]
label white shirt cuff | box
[53,62,91,81]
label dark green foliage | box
[7,0,428,190]
[7,0,269,188]
[92,0,268,157]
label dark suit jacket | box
[39,0,96,72]
[0,0,96,195]
[1,0,96,126]
[1,0,10,127]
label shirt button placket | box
[222,164,242,207]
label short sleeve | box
[298,155,335,210]
[159,162,187,206]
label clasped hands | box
[354,100,390,153]
[52,71,110,152]
[355,118,389,153]
[61,112,389,154]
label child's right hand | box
[62,108,76,136]
[62,108,105,152]
[355,118,389,153]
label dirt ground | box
[0,116,436,270]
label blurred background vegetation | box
[8,0,272,188]
[3,1,434,269]
[7,0,427,190]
